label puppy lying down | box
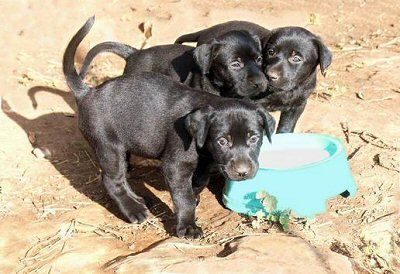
[63,17,275,239]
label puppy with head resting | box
[63,17,275,239]
[175,21,333,133]
[78,30,268,99]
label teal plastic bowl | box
[223,133,357,218]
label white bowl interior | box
[259,134,340,170]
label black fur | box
[79,31,268,98]
[63,17,275,239]
[78,41,136,78]
[175,21,333,133]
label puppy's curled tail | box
[174,32,201,44]
[63,16,95,99]
[79,42,137,79]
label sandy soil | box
[0,0,399,273]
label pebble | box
[32,147,51,159]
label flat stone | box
[110,234,354,273]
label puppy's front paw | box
[123,202,150,224]
[176,224,203,239]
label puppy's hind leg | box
[96,143,149,223]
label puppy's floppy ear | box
[185,106,214,148]
[193,40,219,75]
[314,38,332,77]
[257,108,276,143]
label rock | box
[32,147,51,159]
[138,21,152,39]
[108,234,354,273]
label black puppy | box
[63,17,275,239]
[78,30,268,98]
[176,21,332,133]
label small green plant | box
[253,190,290,231]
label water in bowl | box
[259,148,330,169]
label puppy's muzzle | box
[267,71,280,82]
[234,162,251,177]
[240,75,268,97]
[249,77,268,91]
[225,159,258,181]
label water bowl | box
[223,133,357,218]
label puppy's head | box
[185,103,275,181]
[194,30,268,98]
[263,27,332,91]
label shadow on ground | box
[2,85,182,234]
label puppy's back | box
[175,21,269,45]
[78,72,202,157]
[124,44,197,83]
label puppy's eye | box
[249,135,259,144]
[230,60,243,69]
[267,49,275,57]
[217,137,229,147]
[291,55,302,63]
[255,56,263,65]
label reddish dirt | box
[0,0,399,273]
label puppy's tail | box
[174,31,201,44]
[63,16,94,99]
[79,42,137,79]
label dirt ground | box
[0,0,399,273]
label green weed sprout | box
[254,190,290,231]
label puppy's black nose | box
[234,163,252,178]
[267,72,279,81]
[250,78,268,90]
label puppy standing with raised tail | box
[63,17,275,239]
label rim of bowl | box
[258,133,344,172]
